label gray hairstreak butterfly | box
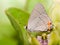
[26,3,53,45]
[26,3,53,34]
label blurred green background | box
[0,0,60,45]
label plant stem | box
[24,0,30,11]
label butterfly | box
[25,3,53,45]
[25,3,53,38]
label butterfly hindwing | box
[27,3,52,32]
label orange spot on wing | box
[47,21,51,30]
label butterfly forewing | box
[27,3,52,32]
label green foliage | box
[5,8,30,45]
[26,0,53,13]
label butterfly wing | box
[27,3,52,32]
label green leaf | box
[49,30,60,45]
[0,22,17,45]
[5,8,30,45]
[5,8,30,26]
